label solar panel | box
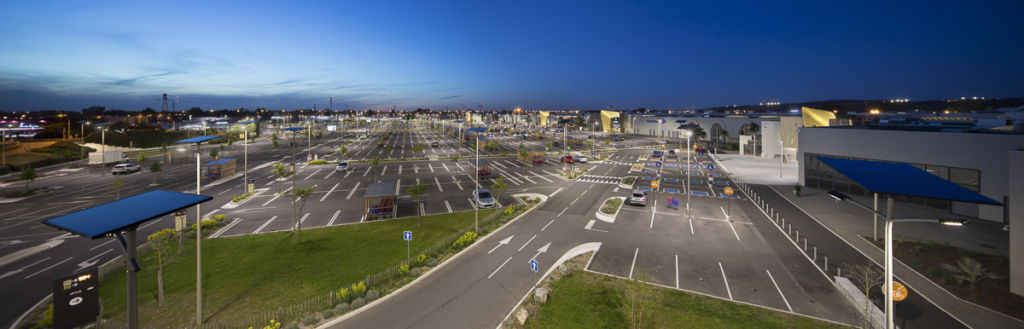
[817,157,1000,205]
[42,190,213,239]
[176,136,220,144]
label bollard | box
[825,256,829,273]
[836,266,840,278]
[781,217,785,226]
[788,224,792,235]
[775,213,779,222]
[804,238,808,251]
[813,246,817,261]
[796,229,800,241]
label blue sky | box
[1,0,1021,111]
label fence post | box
[813,246,817,261]
[803,238,808,251]
[796,229,800,241]
[825,256,829,273]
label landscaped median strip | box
[72,194,545,329]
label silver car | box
[111,163,141,175]
[629,190,647,206]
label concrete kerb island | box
[595,196,626,223]
[221,187,269,209]
[498,242,603,328]
[316,192,548,329]
[617,176,636,189]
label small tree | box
[845,263,884,329]
[136,152,146,164]
[941,256,1003,288]
[147,228,176,306]
[272,133,279,150]
[489,177,508,209]
[406,183,427,226]
[111,176,125,200]
[624,273,653,329]
[370,157,381,182]
[338,145,347,158]
[450,155,460,162]
[289,186,315,241]
[161,144,170,163]
[412,144,424,153]
[20,166,37,193]
[150,161,162,185]
[270,163,292,194]
[209,148,218,160]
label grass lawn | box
[863,237,1022,321]
[99,209,494,327]
[524,271,849,329]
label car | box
[651,150,664,158]
[431,141,439,147]
[111,163,141,174]
[573,155,588,163]
[667,150,676,157]
[335,161,349,172]
[552,141,562,147]
[629,190,647,206]
[612,135,625,141]
[473,189,496,208]
[427,136,432,140]
[359,134,368,139]
[561,155,575,163]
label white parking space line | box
[428,164,434,173]
[451,176,463,190]
[299,212,310,224]
[210,218,243,238]
[328,210,341,226]
[363,167,371,177]
[320,183,340,202]
[549,187,563,197]
[518,234,537,252]
[344,171,352,178]
[381,165,388,176]
[434,177,444,192]
[444,200,453,213]
[324,170,336,180]
[650,200,657,229]
[442,163,450,172]
[532,172,554,183]
[398,164,403,175]
[689,217,695,234]
[346,182,361,200]
[304,168,322,180]
[719,262,733,300]
[727,220,741,241]
[204,209,221,219]
[766,269,793,312]
[628,248,639,280]
[516,172,536,184]
[254,216,277,234]
[395,179,401,196]
[25,257,74,279]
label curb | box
[595,197,625,223]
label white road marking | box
[327,210,341,226]
[258,215,282,233]
[428,163,434,173]
[299,212,310,224]
[766,269,793,312]
[516,172,536,184]
[628,248,639,280]
[381,165,388,176]
[324,169,336,180]
[558,207,568,217]
[434,177,444,192]
[518,234,537,252]
[542,219,555,231]
[346,182,361,200]
[304,168,322,180]
[320,183,340,202]
[533,171,554,183]
[452,176,464,190]
[488,256,514,279]
[444,200,453,213]
[549,187,563,197]
[344,171,352,178]
[210,218,244,238]
[203,209,221,219]
[720,262,733,300]
[650,200,657,229]
[689,217,695,234]
[442,163,450,172]
[394,179,401,196]
[363,167,371,177]
[728,220,741,241]
[25,257,74,279]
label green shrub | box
[337,287,350,302]
[350,297,366,308]
[283,322,299,329]
[322,309,335,319]
[414,254,427,267]
[365,290,380,302]
[399,264,410,276]
[427,258,438,267]
[451,231,478,250]
[411,268,423,276]
[351,281,367,298]
[334,303,350,314]
[36,305,53,327]
[308,159,328,165]
[600,198,623,215]
[302,315,318,326]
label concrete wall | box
[799,127,1024,222]
[629,116,778,140]
[1010,150,1024,296]
[762,120,782,159]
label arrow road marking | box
[529,242,550,261]
[487,235,515,254]
[78,249,114,270]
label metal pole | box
[475,134,479,234]
[80,122,85,159]
[779,139,783,179]
[873,193,879,241]
[686,134,691,215]
[101,128,105,175]
[2,129,5,167]
[884,195,895,329]
[406,239,410,265]
[126,228,138,329]
[195,152,203,326]
[244,125,248,194]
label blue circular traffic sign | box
[697,151,705,157]
[655,161,662,167]
[706,164,715,170]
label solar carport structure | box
[43,190,213,329]
[818,157,1000,329]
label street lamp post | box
[827,191,966,329]
[686,131,692,215]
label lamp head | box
[827,191,848,202]
[940,219,969,227]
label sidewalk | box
[768,185,1022,329]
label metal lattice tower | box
[161,93,169,112]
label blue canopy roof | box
[42,190,213,239]
[282,127,305,131]
[818,157,1001,205]
[466,127,487,132]
[203,158,234,166]
[236,120,256,124]
[177,136,219,144]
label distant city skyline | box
[1,1,1022,111]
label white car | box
[628,190,647,206]
[335,161,349,172]
[111,163,141,175]
[573,155,588,163]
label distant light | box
[869,109,880,115]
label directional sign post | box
[403,231,412,266]
[530,259,539,273]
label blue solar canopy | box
[818,157,1001,205]
[203,158,234,166]
[177,136,219,144]
[282,127,305,131]
[42,190,213,239]
[466,127,487,132]
[236,120,256,124]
